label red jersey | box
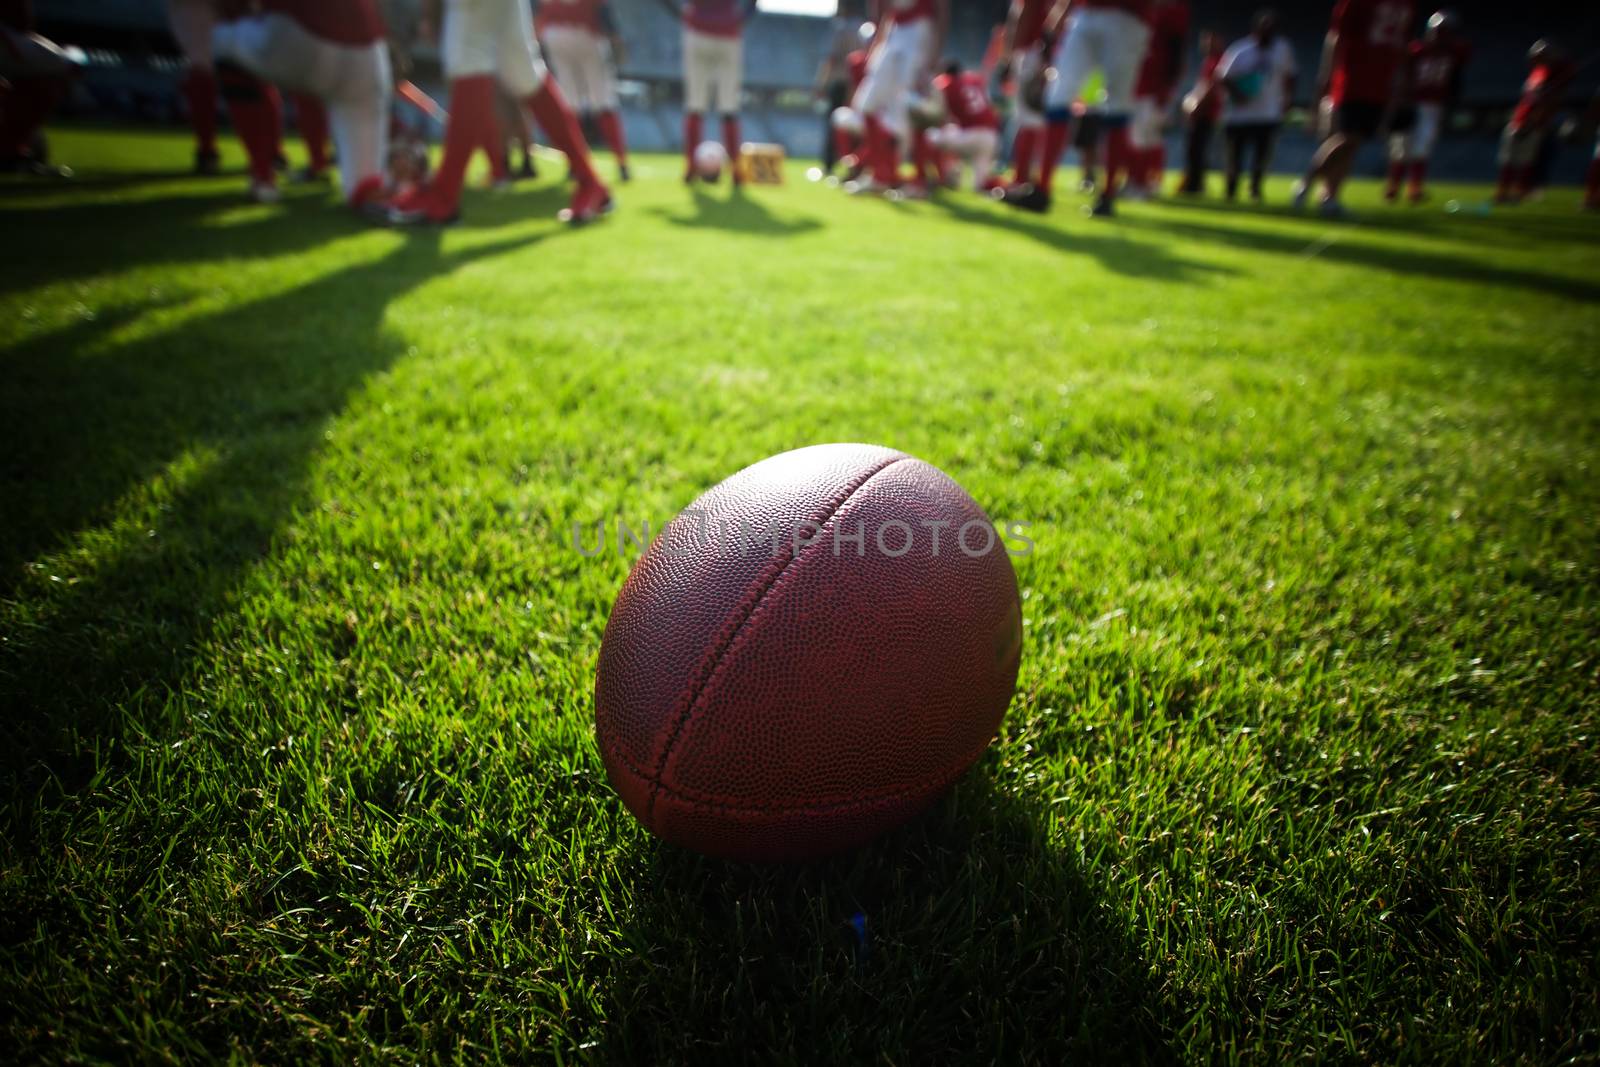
[683,0,747,38]
[847,49,870,93]
[261,0,385,46]
[1134,1,1190,101]
[537,0,604,36]
[1010,0,1050,50]
[1407,36,1470,105]
[1513,59,1577,129]
[1328,0,1415,105]
[1081,0,1152,20]
[934,71,999,129]
[881,0,937,26]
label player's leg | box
[324,40,391,206]
[1091,11,1150,215]
[682,29,709,179]
[291,93,331,177]
[1586,137,1600,210]
[1016,14,1094,209]
[212,18,286,200]
[718,35,743,185]
[1126,95,1160,197]
[1248,124,1275,200]
[970,127,999,191]
[1008,47,1043,187]
[1222,123,1243,200]
[0,28,76,175]
[590,34,628,178]
[166,0,220,172]
[504,12,608,219]
[1408,104,1440,202]
[852,22,917,190]
[1384,127,1407,201]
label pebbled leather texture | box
[594,443,1023,862]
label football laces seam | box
[643,452,911,824]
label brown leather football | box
[594,443,1023,862]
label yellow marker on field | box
[738,143,785,185]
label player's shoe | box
[998,182,1051,214]
[618,162,631,183]
[1408,189,1429,205]
[1383,186,1399,204]
[194,149,221,176]
[1121,183,1152,203]
[1089,193,1116,218]
[843,177,892,196]
[248,180,281,204]
[557,180,614,226]
[518,155,538,180]
[1318,198,1350,220]
[1,156,73,178]
[893,180,929,201]
[1290,180,1310,212]
[292,166,329,185]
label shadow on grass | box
[929,193,1238,285]
[650,182,824,236]
[0,197,554,797]
[601,770,1175,1064]
[1118,210,1600,304]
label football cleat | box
[1089,193,1117,218]
[194,149,221,176]
[248,180,281,204]
[558,180,614,226]
[1290,180,1310,212]
[999,182,1051,214]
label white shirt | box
[1216,35,1297,125]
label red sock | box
[864,114,897,184]
[1012,126,1037,185]
[684,111,703,172]
[182,68,218,155]
[292,93,330,172]
[1104,125,1132,198]
[218,66,282,184]
[1495,164,1516,199]
[1408,160,1427,197]
[428,74,499,211]
[525,78,600,188]
[1385,160,1404,196]
[598,109,628,165]
[1038,119,1069,194]
[1586,157,1600,205]
[832,126,852,166]
[721,114,740,167]
[911,127,936,184]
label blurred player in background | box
[996,0,1049,190]
[1002,0,1153,218]
[1215,8,1295,203]
[1585,90,1600,211]
[389,0,610,224]
[815,0,866,178]
[1174,28,1224,194]
[1494,39,1574,205]
[930,59,1000,191]
[212,0,391,206]
[1293,0,1416,218]
[1124,0,1189,201]
[851,0,949,194]
[537,0,630,180]
[1384,9,1467,203]
[826,28,875,182]
[0,0,76,176]
[658,0,757,185]
[165,0,222,173]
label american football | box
[594,444,1022,862]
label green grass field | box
[3,126,1599,1063]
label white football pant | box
[852,17,931,140]
[682,28,742,113]
[1009,46,1044,130]
[444,0,549,97]
[932,124,999,190]
[1043,8,1151,119]
[1389,102,1443,162]
[542,24,617,112]
[213,13,391,202]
